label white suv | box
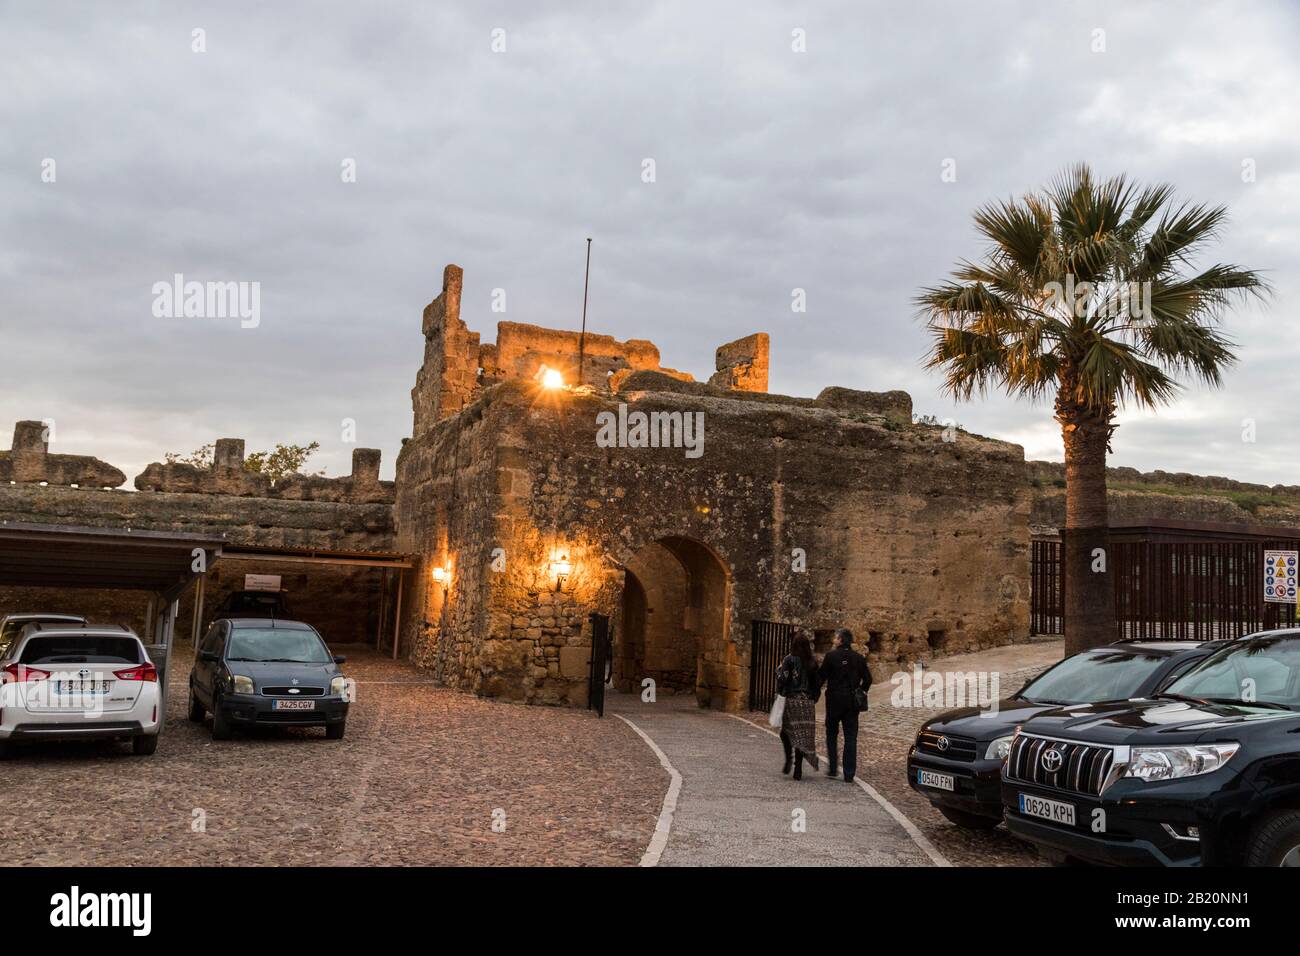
[0,624,162,757]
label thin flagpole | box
[578,238,591,385]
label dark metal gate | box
[587,612,613,716]
[748,619,798,712]
[1030,524,1300,641]
[1030,539,1063,635]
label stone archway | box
[614,535,736,709]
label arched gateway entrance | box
[612,536,737,709]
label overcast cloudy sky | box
[2,0,1296,485]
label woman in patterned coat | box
[777,631,821,780]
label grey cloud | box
[1,0,1296,484]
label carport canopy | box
[0,522,223,601]
[0,522,224,703]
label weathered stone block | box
[558,645,590,679]
[815,386,913,424]
[707,333,769,393]
[0,421,127,488]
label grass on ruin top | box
[1106,482,1300,515]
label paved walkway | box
[607,692,939,867]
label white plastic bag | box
[768,694,786,728]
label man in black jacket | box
[821,628,872,782]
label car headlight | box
[231,674,255,695]
[330,676,348,697]
[1124,744,1239,782]
[984,735,1015,761]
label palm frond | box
[918,164,1262,419]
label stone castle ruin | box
[0,263,1037,710]
[394,265,1030,708]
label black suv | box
[211,589,291,624]
[1002,629,1300,866]
[908,639,1230,829]
[189,618,349,740]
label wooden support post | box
[392,569,404,660]
[376,568,388,649]
[190,573,206,645]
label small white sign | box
[244,573,282,592]
[1263,550,1298,604]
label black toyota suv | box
[1002,628,1300,866]
[188,618,349,740]
[907,639,1231,829]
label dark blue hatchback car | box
[188,618,350,740]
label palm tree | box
[918,164,1267,654]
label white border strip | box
[615,714,682,867]
[725,713,952,868]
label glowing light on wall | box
[549,551,572,591]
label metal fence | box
[748,619,799,711]
[1031,530,1300,641]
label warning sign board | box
[1263,550,1298,604]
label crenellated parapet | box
[134,441,394,503]
[0,421,127,488]
[408,263,774,437]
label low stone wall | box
[0,455,398,645]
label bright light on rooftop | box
[541,367,564,390]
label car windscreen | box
[20,636,142,665]
[225,628,330,663]
[1020,648,1171,705]
[1166,636,1300,707]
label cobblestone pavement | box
[0,645,665,866]
[609,692,935,867]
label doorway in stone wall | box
[614,535,734,709]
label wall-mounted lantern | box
[549,552,572,592]
[431,563,451,591]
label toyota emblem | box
[936,735,950,752]
[1041,747,1064,773]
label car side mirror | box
[199,650,219,663]
[333,655,347,665]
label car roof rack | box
[28,623,134,634]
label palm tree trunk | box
[1057,388,1117,655]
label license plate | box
[56,681,108,694]
[917,769,955,792]
[272,699,315,710]
[1019,793,1075,826]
